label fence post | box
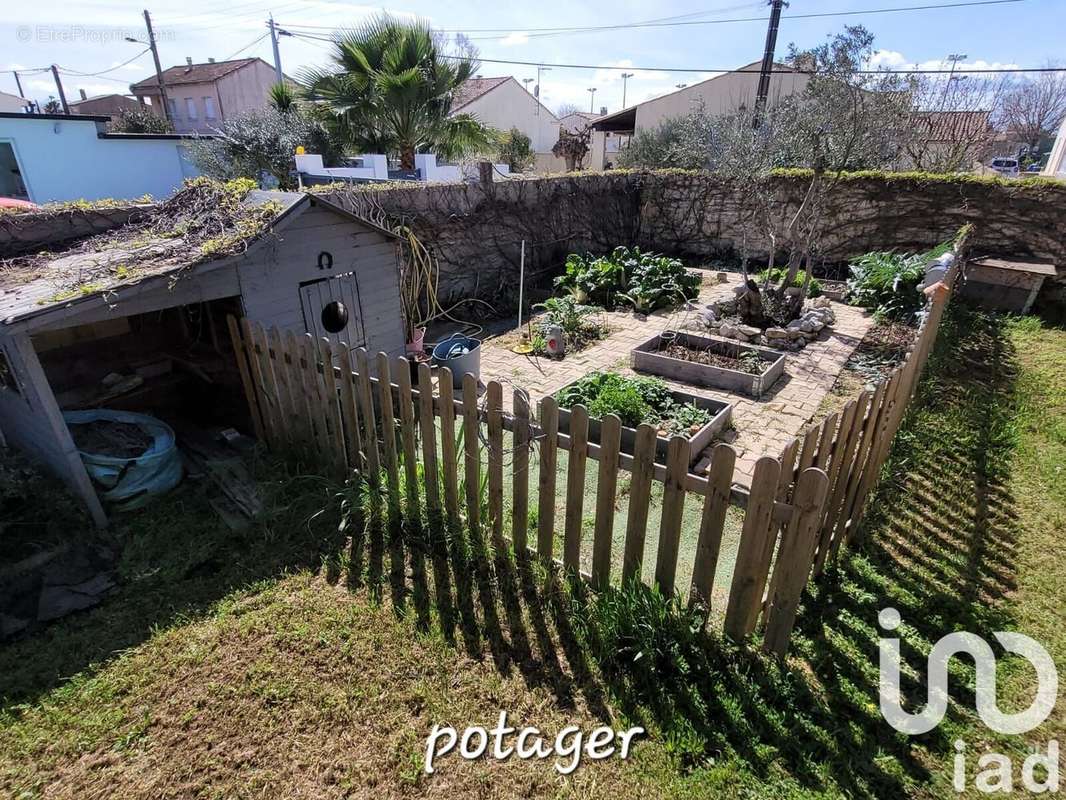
[689,443,736,612]
[591,413,622,589]
[724,455,782,640]
[563,404,589,574]
[536,397,559,561]
[763,467,830,657]
[654,435,690,595]
[226,315,265,441]
[511,388,531,555]
[621,423,657,583]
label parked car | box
[988,157,1020,176]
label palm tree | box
[300,15,493,169]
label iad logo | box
[877,608,1060,793]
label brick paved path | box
[475,282,873,486]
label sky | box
[1,0,1059,115]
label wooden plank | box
[417,362,441,518]
[777,438,799,501]
[813,398,859,575]
[334,342,363,472]
[590,413,622,589]
[438,368,460,527]
[796,424,821,473]
[317,337,348,475]
[354,349,380,481]
[240,318,277,446]
[395,357,421,523]
[298,334,333,465]
[536,396,559,560]
[820,392,869,546]
[562,404,589,574]
[511,388,531,554]
[461,373,482,536]
[268,327,301,450]
[284,330,317,454]
[849,370,905,543]
[375,353,401,512]
[836,380,891,550]
[689,443,736,610]
[814,412,839,471]
[621,423,657,583]
[763,467,830,656]
[723,456,782,640]
[486,380,504,546]
[654,435,690,595]
[226,315,264,441]
[253,323,289,447]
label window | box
[203,96,217,120]
[185,97,198,120]
[167,99,178,119]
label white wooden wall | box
[237,205,406,365]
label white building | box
[1042,115,1066,178]
[130,57,283,134]
[451,77,564,172]
[590,61,810,169]
[0,91,31,114]
[0,112,200,203]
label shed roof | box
[0,182,395,329]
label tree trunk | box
[400,146,416,170]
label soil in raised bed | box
[69,420,153,458]
[659,342,763,375]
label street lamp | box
[620,72,634,108]
[587,87,597,113]
[535,65,551,115]
[522,77,534,92]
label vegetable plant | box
[845,240,950,321]
[555,247,700,312]
[554,371,712,433]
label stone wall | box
[318,173,643,308]
[319,170,1065,314]
[638,170,1066,267]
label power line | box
[283,30,1061,76]
[223,32,270,61]
[55,48,150,78]
[283,0,1024,42]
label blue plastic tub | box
[64,410,183,510]
[431,334,481,388]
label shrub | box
[108,107,173,134]
[532,296,607,351]
[845,240,951,320]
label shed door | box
[299,271,367,355]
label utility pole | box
[143,9,170,121]
[50,65,69,113]
[621,71,634,108]
[12,71,25,100]
[587,87,596,113]
[753,0,786,124]
[269,16,284,83]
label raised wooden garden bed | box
[631,331,786,397]
[549,381,733,468]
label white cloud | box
[499,32,528,47]
[867,50,1019,74]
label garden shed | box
[0,182,404,527]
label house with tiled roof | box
[130,57,283,134]
[449,77,563,171]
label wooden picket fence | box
[225,244,962,657]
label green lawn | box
[1,303,1062,799]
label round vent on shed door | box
[321,300,349,333]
